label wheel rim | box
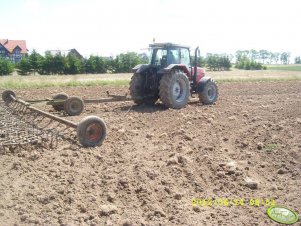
[85,123,102,142]
[172,79,187,103]
[207,84,217,102]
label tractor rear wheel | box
[159,70,190,109]
[129,73,158,105]
[129,73,144,105]
[199,80,218,105]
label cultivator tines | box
[1,90,107,150]
[0,104,43,147]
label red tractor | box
[130,43,218,109]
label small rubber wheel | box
[2,90,16,103]
[52,93,69,111]
[64,96,84,116]
[77,116,107,147]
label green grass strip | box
[1,76,301,89]
[215,76,301,83]
[0,79,129,89]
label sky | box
[1,0,301,58]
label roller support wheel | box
[64,96,84,116]
[77,116,107,147]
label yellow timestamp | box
[192,198,276,207]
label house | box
[0,39,28,63]
[49,49,83,59]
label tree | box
[250,49,258,61]
[0,57,14,75]
[64,54,82,74]
[38,51,54,75]
[52,52,65,74]
[113,52,146,73]
[84,55,108,74]
[94,56,107,73]
[280,52,290,64]
[294,56,301,64]
[29,49,43,75]
[16,57,32,75]
[259,50,269,64]
[272,52,280,64]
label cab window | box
[180,48,190,67]
[152,49,167,67]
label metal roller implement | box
[0,90,107,149]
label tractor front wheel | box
[159,70,190,109]
[199,80,218,105]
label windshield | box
[150,48,167,67]
[150,47,190,67]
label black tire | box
[159,70,190,109]
[64,96,84,116]
[129,73,144,105]
[199,80,218,105]
[52,93,69,111]
[77,116,107,147]
[2,90,16,103]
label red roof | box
[0,39,28,54]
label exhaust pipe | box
[194,46,200,86]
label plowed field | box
[0,81,300,226]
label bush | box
[235,57,265,70]
[206,54,231,71]
[113,52,147,73]
[0,57,14,75]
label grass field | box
[266,64,301,71]
[1,68,301,89]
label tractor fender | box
[161,64,190,76]
[196,76,213,93]
[132,64,150,73]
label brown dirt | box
[0,81,300,226]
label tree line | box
[235,50,291,64]
[1,49,301,75]
[15,50,148,76]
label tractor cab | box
[149,43,191,69]
[148,43,206,84]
